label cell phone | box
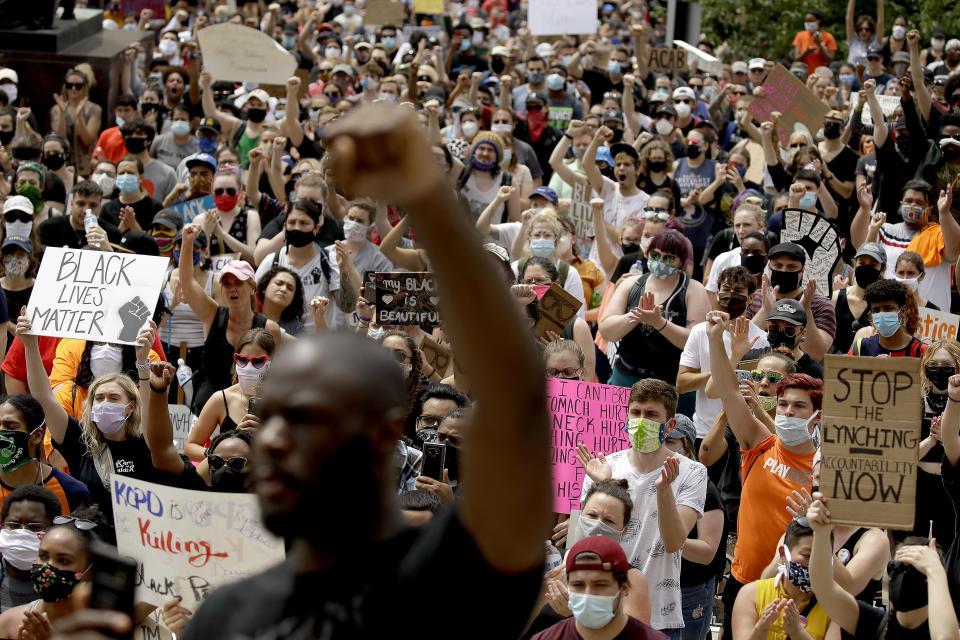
[421,442,446,481]
[88,541,137,627]
[248,396,263,418]
[735,369,753,384]
[364,281,376,304]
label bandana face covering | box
[775,545,812,593]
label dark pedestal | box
[0,8,104,53]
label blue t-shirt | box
[674,157,717,249]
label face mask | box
[645,160,667,174]
[527,71,545,85]
[717,292,749,319]
[377,92,397,103]
[236,361,269,395]
[0,529,41,571]
[621,241,639,255]
[900,203,926,225]
[189,173,212,195]
[459,39,470,52]
[805,21,818,32]
[115,115,126,128]
[461,121,479,138]
[568,590,619,629]
[769,268,801,293]
[740,253,766,275]
[674,102,692,119]
[172,249,201,267]
[758,395,778,412]
[774,412,817,446]
[122,137,147,154]
[285,228,315,248]
[572,145,588,160]
[197,136,218,154]
[158,39,179,57]
[798,191,817,209]
[0,85,17,104]
[892,25,906,39]
[872,310,902,337]
[546,74,565,91]
[609,128,624,144]
[0,426,39,473]
[282,35,297,49]
[926,365,956,392]
[247,108,267,123]
[654,118,674,136]
[382,36,396,49]
[854,264,881,289]
[3,254,29,278]
[214,191,239,212]
[823,121,842,139]
[768,326,800,350]
[170,120,191,137]
[839,73,856,86]
[933,38,946,50]
[210,466,250,493]
[894,63,908,76]
[32,562,84,603]
[115,174,139,195]
[91,401,130,436]
[491,57,506,74]
[361,77,379,91]
[89,344,123,379]
[647,258,679,279]
[776,545,813,593]
[92,172,116,194]
[325,47,341,59]
[625,417,665,453]
[42,153,65,171]
[686,143,702,158]
[529,238,555,257]
[576,515,622,542]
[343,219,367,242]
[502,148,513,164]
[888,563,928,611]
[367,326,385,340]
[4,220,32,240]
[0,130,13,147]
[491,123,512,136]
[895,275,920,292]
[607,60,621,75]
[15,184,43,214]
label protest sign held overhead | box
[112,475,285,609]
[748,64,829,148]
[168,405,197,454]
[167,195,214,225]
[374,272,440,327]
[647,48,688,74]
[26,248,169,346]
[568,180,593,242]
[778,209,842,297]
[197,23,296,86]
[916,307,960,342]
[528,0,598,35]
[535,282,582,340]
[820,355,921,530]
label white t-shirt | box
[254,244,341,332]
[919,261,951,311]
[587,177,645,265]
[334,241,395,330]
[510,258,586,320]
[679,321,770,438]
[581,451,707,630]
[706,248,742,293]
[490,221,522,259]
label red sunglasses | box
[234,354,269,368]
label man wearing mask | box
[671,87,701,136]
[541,65,581,133]
[513,92,563,184]
[849,279,928,357]
[332,201,393,329]
[511,56,548,115]
[414,407,469,505]
[817,111,857,208]
[746,242,836,363]
[150,104,198,170]
[673,129,716,275]
[565,40,627,105]
[765,298,824,379]
[651,105,687,160]
[547,126,591,201]
[488,44,510,78]
[201,71,268,169]
[0,486,62,610]
[97,155,163,243]
[378,24,399,57]
[576,378,707,637]
[451,23,489,73]
[92,94,138,163]
[864,45,895,91]
[175,117,220,183]
[39,181,104,250]
[119,118,176,203]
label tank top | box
[219,390,238,433]
[209,209,250,256]
[832,288,869,354]
[921,393,947,464]
[836,527,883,603]
[197,307,267,409]
[615,272,688,384]
[160,270,213,349]
[754,578,829,640]
[460,171,505,222]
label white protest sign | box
[778,209,842,297]
[916,307,960,342]
[168,405,197,453]
[197,23,296,85]
[26,248,169,346]
[673,40,722,75]
[111,475,285,609]
[529,0,597,35]
[211,253,241,277]
[854,92,901,126]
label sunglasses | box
[65,82,84,90]
[214,187,238,196]
[770,325,803,337]
[234,354,269,368]
[731,91,747,96]
[417,76,432,82]
[644,208,670,221]
[547,366,583,378]
[859,27,874,32]
[789,143,804,148]
[52,515,96,530]
[1,521,46,533]
[751,370,784,384]
[206,454,248,472]
[688,84,703,89]
[526,104,543,111]
[647,250,679,265]
[4,212,31,223]
[675,98,692,104]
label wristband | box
[358,315,372,322]
[657,316,669,331]
[150,383,168,394]
[564,132,573,141]
[135,360,151,371]
[950,396,960,403]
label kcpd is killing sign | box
[820,355,921,530]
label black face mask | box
[123,137,147,154]
[210,466,250,493]
[741,253,766,275]
[491,57,506,74]
[648,160,667,173]
[767,326,799,350]
[854,264,881,289]
[925,365,956,393]
[823,121,842,139]
[0,130,13,146]
[609,128,624,143]
[42,153,65,170]
[621,241,639,255]
[285,228,315,247]
[769,268,802,293]
[141,103,163,116]
[888,563,928,612]
[717,292,749,320]
[686,143,702,159]
[247,108,267,123]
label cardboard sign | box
[916,307,960,342]
[168,405,197,453]
[211,253,241,277]
[413,0,443,13]
[168,195,214,225]
[748,64,829,148]
[535,282,582,340]
[855,93,901,127]
[820,355,921,530]
[548,379,630,513]
[197,23,296,86]
[112,475,285,608]
[778,209,842,298]
[374,272,440,326]
[529,0,598,36]
[673,40,722,76]
[647,48,688,73]
[364,0,406,25]
[26,248,169,346]
[421,335,452,376]
[568,180,593,241]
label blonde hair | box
[920,339,960,396]
[80,373,142,460]
[544,338,585,368]
[733,202,765,227]
[528,212,562,238]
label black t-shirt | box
[942,456,960,621]
[98,196,164,244]
[43,172,66,205]
[38,214,86,250]
[795,353,824,380]
[182,508,542,640]
[680,479,727,587]
[842,599,929,640]
[582,68,624,105]
[451,52,489,73]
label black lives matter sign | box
[374,272,439,327]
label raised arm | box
[845,0,856,43]
[15,308,68,445]
[807,495,862,634]
[139,354,184,474]
[178,224,219,329]
[939,188,960,263]
[327,104,552,572]
[906,31,932,122]
[698,409,729,466]
[199,70,240,137]
[476,186,515,238]
[282,77,305,147]
[591,198,619,278]
[548,122,587,187]
[380,215,428,271]
[581,127,611,194]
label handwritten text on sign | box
[197,23,295,85]
[168,405,196,454]
[27,248,168,346]
[820,355,921,530]
[168,195,214,225]
[111,475,285,608]
[915,307,960,342]
[748,64,828,148]
[549,379,629,514]
[375,272,439,326]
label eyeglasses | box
[643,208,670,221]
[416,414,444,428]
[388,349,411,363]
[547,366,583,378]
[647,250,679,265]
[206,454,248,472]
[789,143,804,148]
[751,370,784,384]
[214,187,237,196]
[522,276,553,285]
[859,26,874,32]
[52,516,96,530]
[4,212,31,223]
[234,354,269,368]
[65,82,84,90]
[1,521,47,533]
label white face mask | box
[236,361,269,395]
[805,21,818,32]
[4,220,32,239]
[377,92,397,103]
[461,121,479,138]
[367,326,385,340]
[92,172,116,194]
[491,123,513,136]
[343,219,368,242]
[0,528,41,571]
[325,47,341,59]
[575,516,622,544]
[892,25,906,39]
[895,275,920,291]
[774,412,819,447]
[90,344,123,379]
[158,39,179,57]
[674,102,692,119]
[655,118,674,135]
[0,84,16,104]
[933,38,946,50]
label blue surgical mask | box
[282,35,297,49]
[608,60,621,75]
[115,174,139,194]
[172,249,201,267]
[171,121,191,137]
[568,591,620,629]
[647,258,679,279]
[872,310,902,337]
[460,39,470,51]
[197,137,218,154]
[839,73,856,86]
[115,116,125,128]
[529,238,555,257]
[546,73,565,91]
[382,36,396,49]
[798,191,817,209]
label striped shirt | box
[745,291,838,339]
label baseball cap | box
[0,69,18,84]
[595,145,614,166]
[119,230,159,256]
[892,51,911,63]
[530,186,558,204]
[526,91,548,105]
[185,153,218,173]
[768,298,806,325]
[491,45,510,57]
[354,41,371,50]
[656,104,678,118]
[151,209,183,231]
[854,241,887,266]
[947,39,960,53]
[610,143,639,162]
[673,86,696,100]
[247,88,270,104]
[332,63,355,77]
[866,44,884,59]
[790,62,808,75]
[197,116,221,134]
[3,196,34,216]
[748,58,766,70]
[666,415,696,453]
[768,242,806,264]
[220,260,256,282]
[535,42,554,58]
[731,61,748,73]
[933,26,947,38]
[1,236,31,254]
[566,536,630,575]
[649,91,668,104]
[601,108,625,125]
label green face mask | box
[15,183,43,214]
[625,417,665,453]
[758,395,777,412]
[0,426,38,473]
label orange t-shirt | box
[732,434,815,584]
[792,30,838,70]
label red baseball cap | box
[565,536,630,574]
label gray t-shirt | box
[151,132,198,171]
[144,159,178,204]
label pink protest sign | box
[747,64,828,148]
[549,378,630,514]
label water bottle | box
[83,209,98,233]
[629,259,644,275]
[176,358,193,407]
[544,540,562,573]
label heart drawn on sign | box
[429,296,440,306]
[381,294,394,304]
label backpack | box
[267,244,331,282]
